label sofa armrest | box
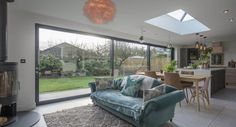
[88,82,96,93]
[143,90,185,115]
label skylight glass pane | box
[167,9,185,21]
[182,14,194,22]
[144,9,210,35]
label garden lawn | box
[39,76,95,93]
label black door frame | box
[35,24,91,105]
[35,23,175,105]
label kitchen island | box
[178,68,225,96]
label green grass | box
[39,76,95,93]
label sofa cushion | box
[95,77,113,91]
[113,78,123,90]
[143,89,163,102]
[121,76,144,97]
[121,75,161,91]
[90,89,143,121]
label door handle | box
[35,67,39,74]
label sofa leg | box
[170,119,173,122]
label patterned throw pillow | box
[95,77,114,91]
[143,89,163,102]
[152,84,167,94]
[113,78,123,90]
[121,76,144,97]
[121,75,162,91]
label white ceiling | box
[10,0,236,45]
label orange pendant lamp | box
[83,0,116,24]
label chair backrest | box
[203,76,211,90]
[144,71,157,79]
[164,72,182,89]
[181,70,194,75]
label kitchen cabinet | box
[226,68,236,85]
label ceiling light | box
[199,43,203,50]
[167,44,173,48]
[195,33,200,49]
[83,0,116,24]
[139,28,146,43]
[223,10,229,14]
[195,42,199,49]
[229,18,234,22]
[167,32,173,48]
[139,36,145,43]
[203,36,207,51]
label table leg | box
[195,80,200,111]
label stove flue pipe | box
[0,0,14,62]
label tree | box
[114,42,147,68]
[40,55,62,74]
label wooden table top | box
[137,72,206,82]
[158,73,205,81]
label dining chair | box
[164,72,193,104]
[180,70,195,101]
[180,71,194,85]
[190,76,211,109]
[144,71,158,79]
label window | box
[114,41,147,76]
[36,24,175,104]
[167,9,194,22]
[150,47,172,71]
[145,9,210,35]
[38,28,111,102]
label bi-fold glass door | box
[35,24,111,104]
[35,24,174,105]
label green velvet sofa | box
[89,75,184,127]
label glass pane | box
[167,9,185,21]
[114,41,147,76]
[39,28,111,101]
[150,47,171,71]
[183,14,194,22]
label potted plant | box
[190,63,199,69]
[164,60,177,72]
[199,48,212,69]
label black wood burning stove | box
[0,63,18,126]
[0,0,18,126]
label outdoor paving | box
[39,88,91,102]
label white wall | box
[221,41,236,65]
[7,9,166,111]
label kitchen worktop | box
[177,68,226,71]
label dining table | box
[137,71,206,112]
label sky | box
[39,28,110,50]
[39,28,160,52]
